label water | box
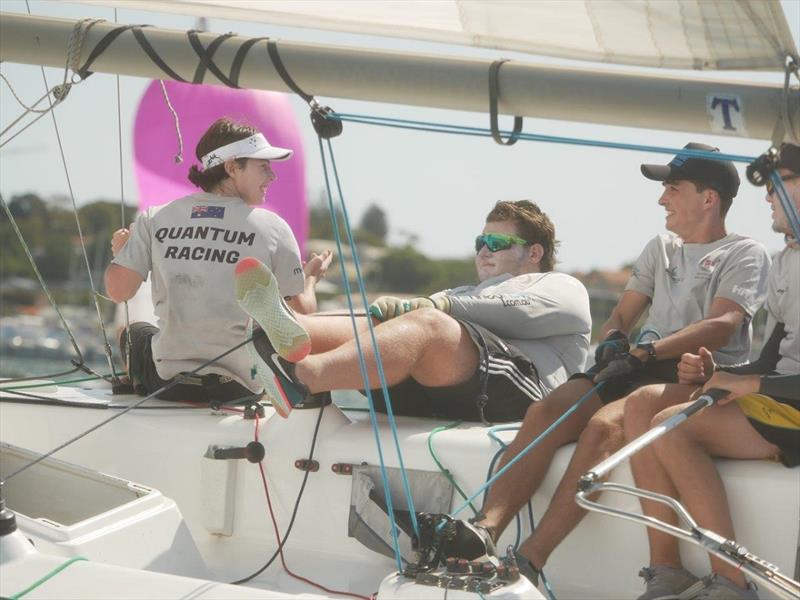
[0,354,114,383]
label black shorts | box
[570,359,680,404]
[364,320,540,423]
[120,322,254,404]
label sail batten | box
[72,0,798,71]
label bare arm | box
[104,263,144,303]
[599,290,651,340]
[631,296,746,363]
[286,250,333,315]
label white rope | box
[159,80,184,164]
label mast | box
[1,12,797,140]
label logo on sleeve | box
[732,284,757,304]
[191,205,225,219]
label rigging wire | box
[34,62,121,383]
[316,137,413,573]
[449,382,606,519]
[248,412,371,600]
[427,421,480,515]
[112,6,134,386]
[231,401,327,586]
[328,112,759,164]
[324,138,421,540]
[0,15,101,149]
[0,333,259,484]
[0,191,84,382]
[18,2,121,384]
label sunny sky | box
[1,0,798,273]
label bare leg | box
[295,308,480,393]
[651,402,779,589]
[295,313,374,354]
[624,384,697,568]
[520,385,686,568]
[518,397,636,567]
[475,378,602,542]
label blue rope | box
[317,138,420,558]
[316,139,404,571]
[330,112,757,164]
[324,139,420,539]
[450,382,605,518]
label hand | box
[368,296,435,322]
[593,352,645,384]
[304,250,333,280]
[677,347,715,385]
[594,329,629,370]
[111,224,133,257]
[699,371,760,405]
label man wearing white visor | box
[105,117,331,404]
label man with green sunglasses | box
[235,199,592,424]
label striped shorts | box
[365,319,540,423]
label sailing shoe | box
[442,519,497,561]
[235,257,311,362]
[637,566,704,600]
[692,574,759,600]
[246,320,311,418]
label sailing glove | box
[593,352,645,383]
[369,293,451,322]
[593,329,630,370]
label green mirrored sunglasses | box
[475,233,530,253]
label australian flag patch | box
[191,205,225,219]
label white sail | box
[80,0,799,71]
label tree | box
[308,190,345,241]
[358,203,388,246]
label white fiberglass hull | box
[0,385,797,599]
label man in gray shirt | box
[235,200,592,422]
[625,143,800,600]
[446,143,771,585]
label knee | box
[579,412,625,451]
[408,307,453,332]
[623,387,660,437]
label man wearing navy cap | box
[624,143,800,600]
[448,143,772,591]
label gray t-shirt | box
[444,271,591,397]
[625,233,770,364]
[113,192,305,391]
[766,245,800,375]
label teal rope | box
[450,382,606,518]
[317,137,405,572]
[330,112,757,164]
[323,138,421,539]
[427,421,479,515]
[10,556,88,599]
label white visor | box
[200,133,292,170]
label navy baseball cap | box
[641,142,740,198]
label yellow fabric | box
[737,393,800,430]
